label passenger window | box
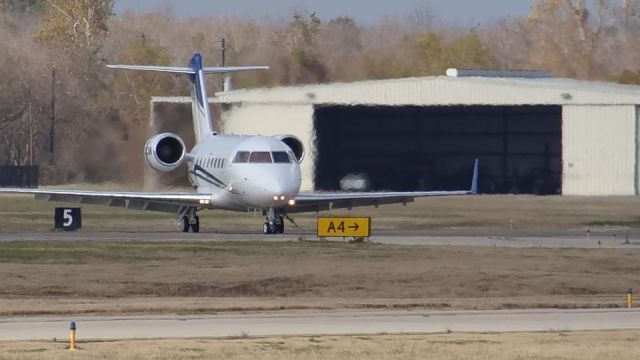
[249,151,272,163]
[272,151,291,163]
[233,151,250,163]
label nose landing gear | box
[263,208,285,234]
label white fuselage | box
[187,134,302,211]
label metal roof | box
[212,76,640,106]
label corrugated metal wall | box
[563,105,637,195]
[217,77,640,107]
[221,103,316,191]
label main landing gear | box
[263,208,285,235]
[180,207,200,233]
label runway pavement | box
[0,309,639,341]
[0,230,637,248]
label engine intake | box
[275,134,305,163]
[144,133,186,172]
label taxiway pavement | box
[0,309,638,341]
[0,230,637,248]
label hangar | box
[152,72,640,196]
[206,72,640,197]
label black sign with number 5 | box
[54,208,82,231]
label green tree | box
[613,69,640,84]
[413,32,490,76]
[286,12,327,83]
[414,32,448,75]
[447,32,490,69]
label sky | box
[114,0,536,25]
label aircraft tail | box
[108,53,268,142]
[470,158,479,194]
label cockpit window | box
[233,151,250,163]
[272,151,291,163]
[249,151,272,163]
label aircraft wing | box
[288,159,479,214]
[289,189,474,213]
[0,188,218,214]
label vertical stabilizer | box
[189,53,215,142]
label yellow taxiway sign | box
[317,217,371,238]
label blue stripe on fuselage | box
[192,164,226,188]
[192,172,222,188]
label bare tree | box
[36,0,114,54]
[527,0,608,78]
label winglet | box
[470,158,479,194]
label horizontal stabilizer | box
[203,66,269,74]
[107,65,269,75]
[106,65,195,74]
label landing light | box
[199,199,210,205]
[273,196,279,201]
[288,199,296,206]
[280,196,285,201]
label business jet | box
[0,53,478,234]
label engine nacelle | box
[275,134,305,163]
[144,133,186,172]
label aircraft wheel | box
[192,216,200,233]
[182,216,190,233]
[277,221,284,234]
[263,222,271,235]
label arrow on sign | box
[317,217,371,238]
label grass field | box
[2,331,639,359]
[1,195,639,358]
[2,194,640,232]
[2,193,640,314]
[0,240,638,316]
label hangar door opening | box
[313,105,562,194]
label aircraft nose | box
[265,183,284,195]
[263,177,290,197]
[259,171,299,203]
[230,163,301,207]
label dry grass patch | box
[0,240,639,315]
[1,331,640,359]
